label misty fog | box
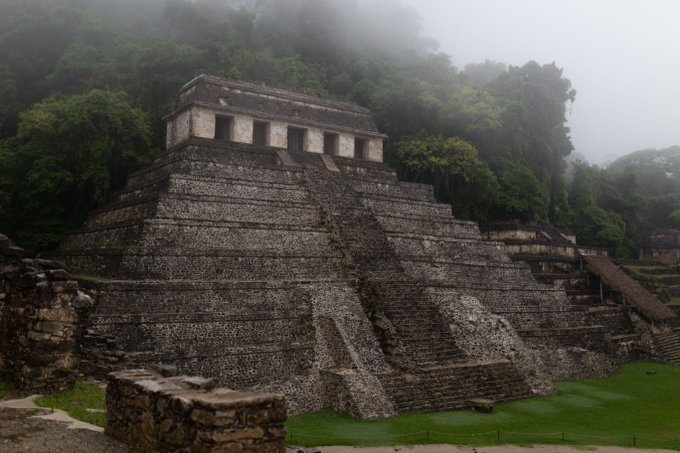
[3,0,680,256]
[401,0,680,164]
[6,0,678,165]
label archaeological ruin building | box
[640,229,680,265]
[25,75,678,418]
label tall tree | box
[390,135,498,220]
[566,162,633,256]
[489,62,576,221]
[492,160,550,224]
[0,89,156,252]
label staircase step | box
[377,360,534,413]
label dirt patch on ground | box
[0,406,129,453]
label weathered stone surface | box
[191,408,228,427]
[197,427,264,443]
[180,375,219,390]
[167,75,385,161]
[168,392,196,415]
[106,369,286,452]
[0,235,91,392]
[479,221,672,379]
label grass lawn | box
[622,265,668,273]
[287,362,680,450]
[35,380,107,428]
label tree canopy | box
[0,0,675,257]
[0,89,155,251]
[391,135,498,220]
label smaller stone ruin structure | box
[640,229,680,265]
[481,220,680,364]
[0,234,92,392]
[107,369,286,452]
[480,220,605,260]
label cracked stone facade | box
[0,235,93,392]
[106,369,286,452]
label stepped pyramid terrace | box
[50,75,662,418]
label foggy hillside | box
[401,0,680,165]
[0,0,677,258]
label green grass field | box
[287,362,680,450]
[622,265,668,273]
[35,380,107,427]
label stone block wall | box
[526,343,619,379]
[106,369,286,452]
[519,326,612,352]
[168,97,385,161]
[77,280,317,389]
[0,234,92,392]
[386,235,509,263]
[375,213,481,238]
[502,243,579,258]
[588,307,635,333]
[640,247,680,266]
[403,259,534,283]
[166,108,192,149]
[83,198,159,229]
[431,292,553,395]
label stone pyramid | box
[53,76,624,418]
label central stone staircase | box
[654,328,680,364]
[379,360,533,413]
[298,158,533,413]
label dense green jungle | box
[1,0,679,256]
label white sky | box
[400,0,680,164]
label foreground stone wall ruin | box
[106,369,286,452]
[0,234,92,392]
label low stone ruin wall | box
[106,369,287,452]
[0,234,92,392]
[640,247,680,266]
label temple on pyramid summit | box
[53,75,645,418]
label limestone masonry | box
[640,229,680,265]
[165,75,385,162]
[0,234,92,392]
[106,369,286,452]
[48,76,660,417]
